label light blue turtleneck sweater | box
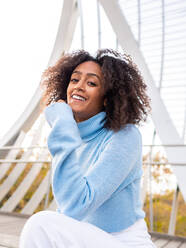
[44,102,145,233]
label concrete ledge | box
[150,231,186,242]
[0,233,19,248]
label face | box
[67,61,105,122]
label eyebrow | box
[72,70,101,82]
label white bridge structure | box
[0,1,186,247]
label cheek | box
[93,93,104,105]
[93,89,105,100]
[67,84,72,97]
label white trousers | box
[19,210,156,248]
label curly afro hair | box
[40,49,151,131]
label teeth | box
[72,95,86,101]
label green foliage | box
[144,191,186,237]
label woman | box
[20,49,156,247]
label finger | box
[57,99,66,103]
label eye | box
[70,78,79,83]
[88,81,97,86]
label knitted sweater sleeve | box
[44,102,142,220]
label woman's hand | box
[57,99,66,103]
[45,99,69,128]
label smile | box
[71,94,86,101]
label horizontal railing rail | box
[0,160,185,166]
[1,144,186,150]
[0,143,185,236]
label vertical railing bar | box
[159,0,165,89]
[149,130,156,232]
[97,0,101,49]
[182,101,186,140]
[44,162,52,209]
[77,0,84,49]
[168,185,179,235]
[137,0,141,47]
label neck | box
[73,111,105,123]
[77,111,106,142]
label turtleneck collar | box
[77,111,106,142]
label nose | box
[74,79,86,91]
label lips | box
[71,94,87,101]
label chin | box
[73,110,89,122]
[71,107,84,113]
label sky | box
[0,0,62,141]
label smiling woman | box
[67,61,106,122]
[19,49,155,248]
[39,49,151,131]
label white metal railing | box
[0,144,186,235]
[0,160,186,166]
